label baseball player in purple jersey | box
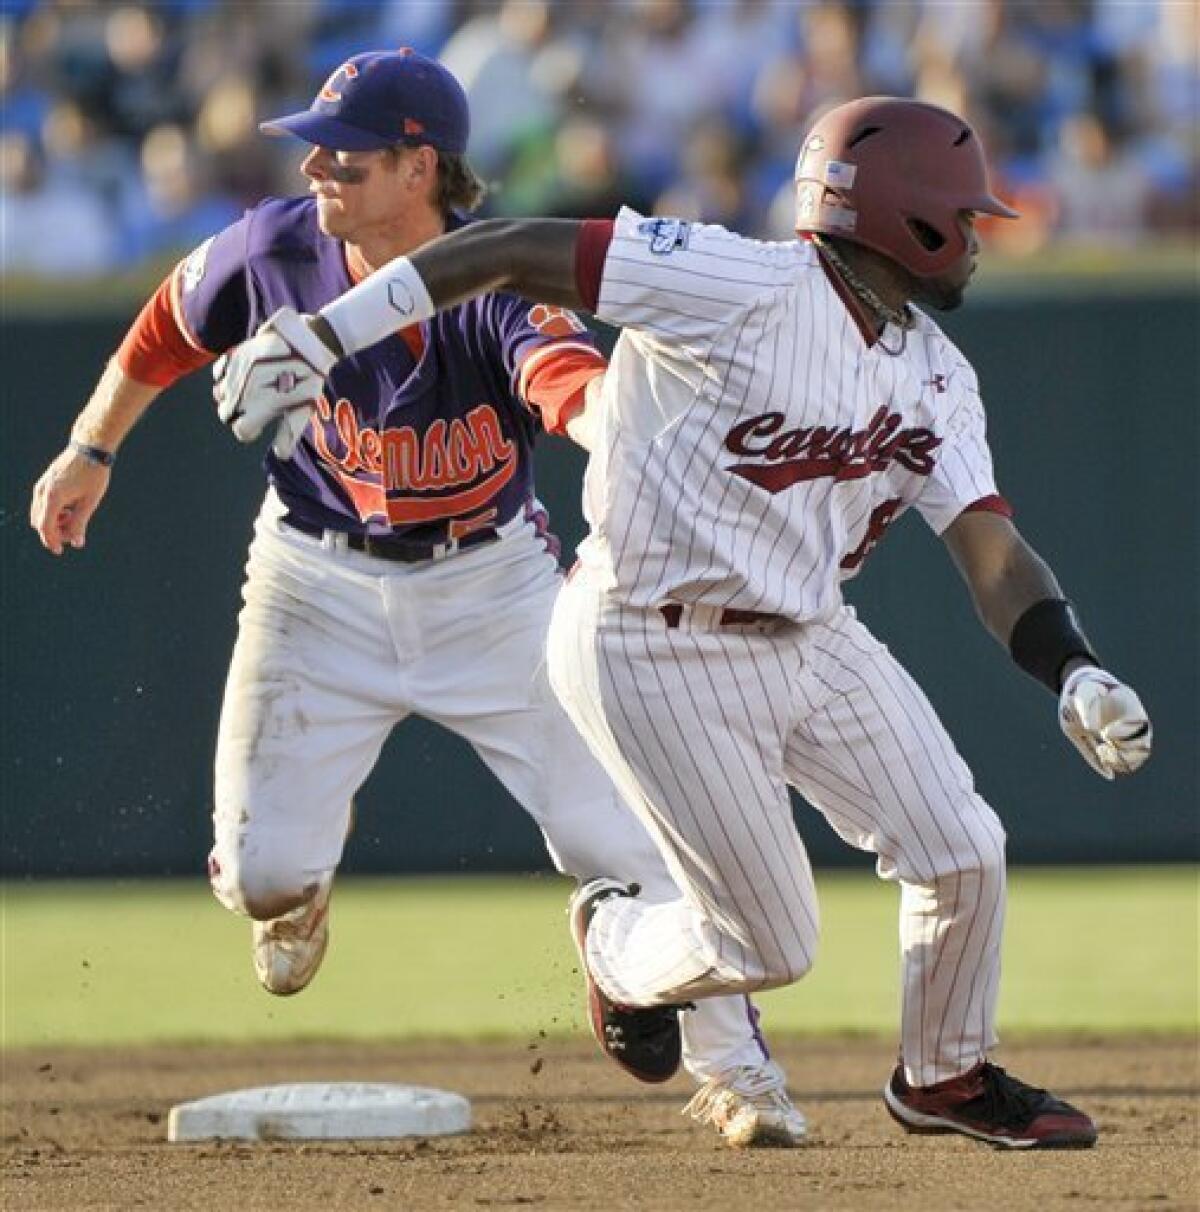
[218,96,1153,1150]
[30,50,807,1148]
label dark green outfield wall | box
[2,288,1196,877]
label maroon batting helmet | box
[794,97,1018,279]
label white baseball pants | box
[208,490,769,1081]
[548,566,1008,1087]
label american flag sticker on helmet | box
[823,160,857,188]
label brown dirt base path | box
[3,1037,1196,1211]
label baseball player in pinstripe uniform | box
[216,96,1152,1148]
[31,50,806,1148]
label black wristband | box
[1008,598,1099,693]
[69,440,116,467]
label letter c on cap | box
[319,61,360,104]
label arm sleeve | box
[592,206,799,350]
[914,364,1012,534]
[116,219,256,387]
[115,269,216,387]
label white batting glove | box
[1059,666,1152,780]
[213,308,338,459]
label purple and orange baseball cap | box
[260,49,469,155]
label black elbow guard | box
[1008,598,1100,693]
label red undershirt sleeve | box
[962,494,1014,519]
[115,268,216,388]
[574,219,614,314]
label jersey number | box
[840,498,903,572]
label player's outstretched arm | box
[320,218,586,360]
[30,361,162,555]
[213,220,587,447]
[418,218,584,306]
[943,510,1151,779]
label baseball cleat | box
[883,1060,1098,1149]
[568,878,682,1084]
[682,1061,807,1148]
[252,881,332,996]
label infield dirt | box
[3,1036,1196,1210]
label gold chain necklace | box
[811,235,914,351]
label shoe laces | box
[975,1063,1049,1127]
[682,1062,789,1124]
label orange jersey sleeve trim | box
[115,265,216,387]
[519,342,608,436]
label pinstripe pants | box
[548,567,1007,1086]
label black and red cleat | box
[884,1060,1098,1149]
[569,879,682,1084]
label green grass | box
[2,868,1195,1049]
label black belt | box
[282,514,499,563]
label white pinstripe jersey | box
[577,207,1004,621]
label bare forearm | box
[317,219,584,358]
[942,512,1061,645]
[71,358,163,453]
[943,510,1101,691]
[973,539,1063,646]
[415,219,584,310]
[32,360,162,554]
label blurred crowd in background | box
[2,0,1197,278]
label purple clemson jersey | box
[178,197,596,543]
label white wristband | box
[320,256,436,357]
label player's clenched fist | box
[1059,667,1152,780]
[213,307,338,459]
